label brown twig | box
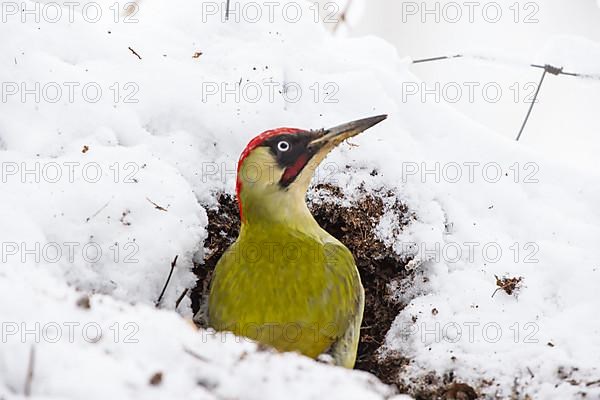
[332,0,354,33]
[146,197,168,212]
[85,198,113,222]
[24,346,35,397]
[128,46,142,60]
[183,347,209,362]
[175,288,189,309]
[155,255,178,307]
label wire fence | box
[219,1,600,142]
[412,53,600,141]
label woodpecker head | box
[236,115,387,225]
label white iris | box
[277,141,290,152]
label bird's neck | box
[238,187,322,234]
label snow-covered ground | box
[1,0,600,398]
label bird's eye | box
[277,141,290,152]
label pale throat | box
[237,150,318,230]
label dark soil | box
[307,183,414,380]
[398,372,479,400]
[190,193,240,320]
[191,183,477,398]
[492,275,524,298]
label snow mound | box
[2,0,600,398]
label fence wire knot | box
[544,65,564,76]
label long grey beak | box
[309,114,388,149]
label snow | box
[377,98,600,396]
[0,265,394,399]
[2,0,600,398]
[352,0,600,170]
[1,148,205,306]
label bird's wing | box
[321,240,365,367]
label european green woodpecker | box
[207,115,387,368]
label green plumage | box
[208,218,364,368]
